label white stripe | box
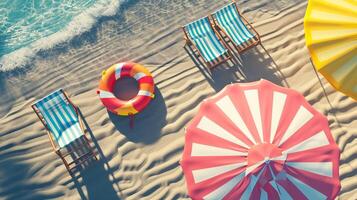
[219,7,242,45]
[284,131,329,154]
[54,96,82,147]
[188,22,211,61]
[216,96,256,144]
[270,92,287,143]
[193,162,246,183]
[197,117,249,149]
[260,189,268,200]
[115,63,124,79]
[278,106,314,146]
[201,33,220,59]
[244,89,264,143]
[286,162,333,177]
[269,181,293,200]
[47,97,72,147]
[245,160,264,176]
[133,72,146,80]
[47,97,71,147]
[203,172,245,200]
[226,5,246,44]
[38,104,61,144]
[189,20,215,61]
[271,153,287,161]
[191,143,247,157]
[57,93,83,143]
[229,5,253,41]
[138,90,152,97]
[39,103,66,147]
[99,90,116,98]
[286,173,327,199]
[67,124,82,145]
[201,18,225,57]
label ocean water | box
[0,0,123,71]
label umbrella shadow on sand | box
[108,86,167,144]
[66,109,123,200]
[184,42,289,92]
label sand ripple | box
[0,0,356,199]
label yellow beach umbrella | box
[304,0,357,100]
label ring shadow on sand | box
[64,109,123,200]
[108,86,167,144]
[184,40,289,92]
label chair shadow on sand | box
[184,41,290,91]
[108,86,167,144]
[64,109,123,200]
[0,151,64,199]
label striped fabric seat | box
[213,3,254,46]
[35,89,83,148]
[185,17,227,62]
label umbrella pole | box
[309,59,343,127]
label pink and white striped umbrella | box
[181,80,340,200]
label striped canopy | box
[35,89,83,148]
[181,80,340,200]
[304,0,357,100]
[212,3,254,46]
[185,17,227,62]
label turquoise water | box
[0,0,121,71]
[0,0,97,56]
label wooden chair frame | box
[32,89,98,175]
[211,1,261,54]
[182,16,235,71]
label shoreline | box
[0,0,356,199]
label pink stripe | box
[263,182,279,199]
[188,167,247,199]
[277,178,308,200]
[257,81,274,143]
[286,145,339,163]
[195,104,255,148]
[187,125,249,153]
[284,163,340,197]
[225,85,262,144]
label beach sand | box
[0,0,356,199]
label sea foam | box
[0,0,125,72]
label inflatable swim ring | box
[97,62,155,116]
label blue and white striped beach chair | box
[32,89,97,174]
[212,2,260,53]
[183,16,233,69]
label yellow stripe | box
[114,102,138,116]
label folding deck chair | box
[211,1,261,53]
[32,89,97,175]
[183,16,234,70]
